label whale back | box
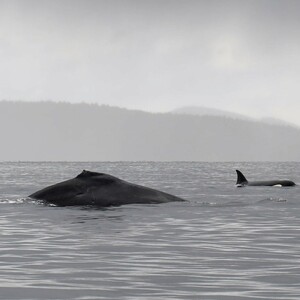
[29,170,184,207]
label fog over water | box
[0,0,300,300]
[1,0,300,125]
[1,3,300,299]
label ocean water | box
[0,161,300,300]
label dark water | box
[1,162,300,300]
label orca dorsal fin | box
[236,170,248,185]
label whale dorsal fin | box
[236,170,248,185]
[77,170,104,178]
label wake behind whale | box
[29,170,184,207]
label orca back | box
[235,169,296,187]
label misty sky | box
[1,0,300,125]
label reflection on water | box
[1,162,300,299]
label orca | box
[236,170,296,187]
[29,170,184,207]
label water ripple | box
[1,162,300,299]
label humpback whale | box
[29,170,184,207]
[236,170,296,187]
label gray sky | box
[1,0,300,124]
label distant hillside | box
[1,101,300,161]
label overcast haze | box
[1,0,300,125]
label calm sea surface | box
[1,162,300,300]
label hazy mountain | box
[259,117,299,128]
[171,106,253,120]
[1,101,300,161]
[172,106,299,128]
